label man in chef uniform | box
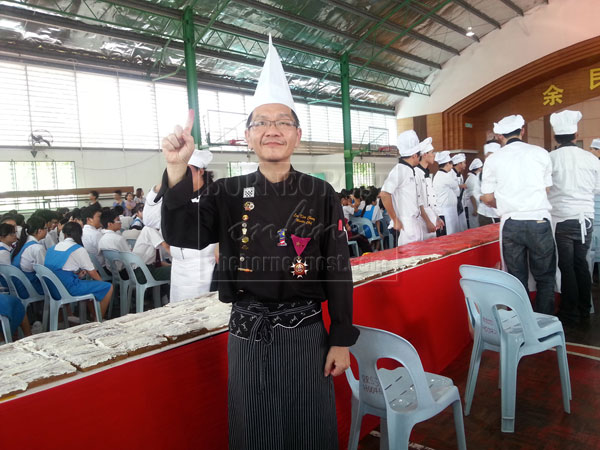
[548,110,600,325]
[169,149,218,302]
[380,130,432,246]
[414,136,444,240]
[451,153,469,231]
[477,142,501,225]
[481,114,556,314]
[433,150,460,236]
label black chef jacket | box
[157,166,359,347]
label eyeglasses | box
[247,120,298,132]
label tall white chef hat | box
[592,138,600,149]
[435,151,452,165]
[550,110,582,135]
[188,150,213,169]
[418,137,434,155]
[483,142,501,155]
[469,158,483,171]
[493,114,525,135]
[451,153,466,164]
[397,130,421,157]
[249,34,296,114]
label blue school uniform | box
[12,241,44,297]
[0,294,25,334]
[44,243,111,302]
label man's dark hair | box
[81,206,98,223]
[90,190,99,200]
[485,139,499,144]
[554,134,576,145]
[62,222,84,246]
[113,205,124,215]
[502,128,522,139]
[114,189,122,196]
[32,209,58,224]
[69,208,82,221]
[100,210,118,229]
[0,223,15,238]
[246,109,300,129]
[132,204,144,216]
[0,214,17,224]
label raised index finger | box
[183,109,195,134]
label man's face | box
[406,153,420,167]
[48,219,58,231]
[244,103,301,164]
[89,193,96,202]
[90,212,101,229]
[422,151,435,165]
[109,218,122,232]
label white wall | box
[396,0,600,118]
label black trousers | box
[502,219,557,315]
[556,219,593,321]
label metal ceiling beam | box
[232,0,448,67]
[327,0,460,56]
[0,5,411,98]
[499,0,524,16]
[451,0,501,29]
[407,2,479,42]
[0,44,396,114]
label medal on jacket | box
[277,228,287,247]
[290,234,311,278]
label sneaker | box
[31,321,43,335]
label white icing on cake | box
[351,254,442,284]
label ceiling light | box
[466,26,474,37]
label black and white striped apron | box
[228,301,339,450]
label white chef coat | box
[481,139,552,220]
[82,224,104,266]
[548,145,600,223]
[143,186,162,230]
[170,244,217,302]
[465,172,481,228]
[414,165,438,240]
[98,230,131,271]
[133,226,165,265]
[54,238,95,272]
[382,160,424,246]
[0,242,12,265]
[433,168,460,235]
[18,236,46,273]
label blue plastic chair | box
[118,252,169,313]
[349,217,382,251]
[0,264,48,331]
[345,325,466,450]
[459,269,571,433]
[0,314,12,344]
[380,211,395,249]
[33,264,102,332]
[348,240,360,257]
[102,250,134,317]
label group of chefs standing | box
[382,110,600,326]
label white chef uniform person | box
[590,138,600,157]
[380,130,425,246]
[451,153,468,232]
[414,137,444,240]
[477,143,501,225]
[465,158,483,229]
[169,149,218,302]
[480,114,557,314]
[433,150,460,236]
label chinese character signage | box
[543,84,563,106]
[591,68,600,91]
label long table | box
[0,225,500,449]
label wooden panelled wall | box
[397,35,600,152]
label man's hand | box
[436,218,445,230]
[324,346,350,377]
[393,219,403,232]
[472,208,478,217]
[426,220,436,233]
[162,109,196,187]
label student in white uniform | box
[452,153,468,231]
[477,142,501,225]
[0,223,16,265]
[143,184,163,230]
[465,158,483,229]
[548,110,600,325]
[82,207,104,267]
[414,137,444,240]
[132,225,172,285]
[481,114,556,314]
[380,130,426,246]
[11,215,47,297]
[169,150,218,302]
[433,150,460,236]
[98,210,131,276]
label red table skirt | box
[0,226,501,449]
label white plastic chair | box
[345,325,467,450]
[0,264,48,331]
[348,240,360,257]
[0,314,12,344]
[33,264,102,332]
[118,252,169,313]
[459,269,571,433]
[102,250,134,317]
[349,217,382,251]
